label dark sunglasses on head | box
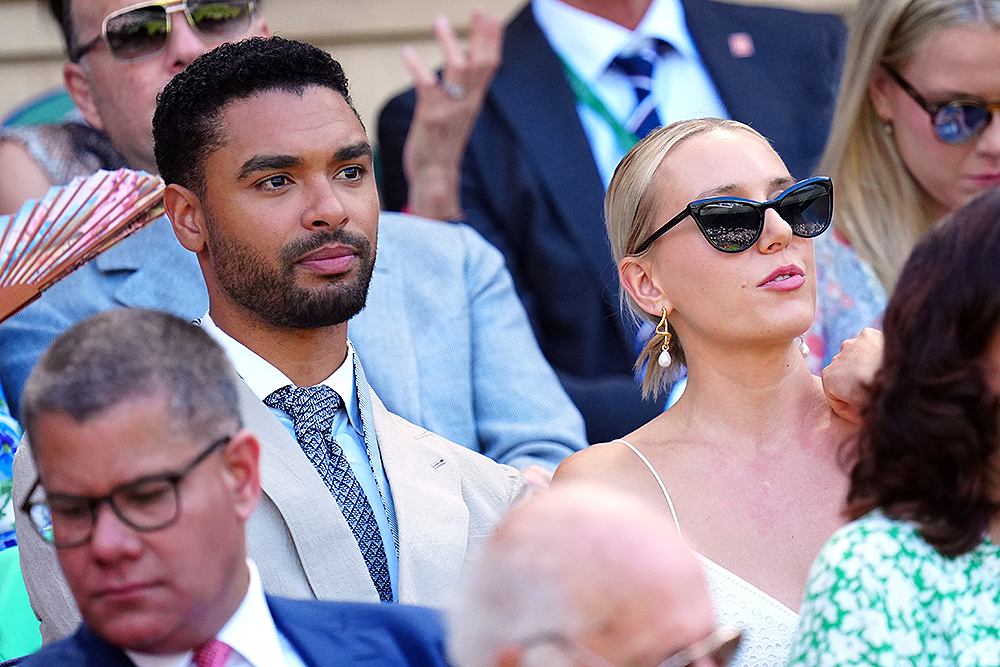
[883,65,1000,144]
[70,0,256,63]
[633,176,833,254]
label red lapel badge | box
[728,32,755,58]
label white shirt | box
[532,0,729,187]
[199,315,399,598]
[125,561,308,667]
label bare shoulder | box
[0,139,54,215]
[552,439,633,483]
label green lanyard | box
[559,56,640,154]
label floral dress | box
[803,229,888,376]
[789,510,1000,667]
[0,386,23,552]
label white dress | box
[615,439,799,667]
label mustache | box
[282,228,373,264]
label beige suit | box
[13,379,527,643]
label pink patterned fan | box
[0,168,164,322]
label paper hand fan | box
[0,168,164,322]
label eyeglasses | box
[525,626,743,667]
[633,176,833,254]
[21,434,232,548]
[69,0,257,63]
[883,65,1000,144]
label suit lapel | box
[238,379,377,602]
[368,390,467,606]
[94,215,208,317]
[488,7,612,287]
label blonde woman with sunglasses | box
[805,0,1000,370]
[553,118,856,667]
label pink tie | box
[192,638,232,667]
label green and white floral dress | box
[789,510,1000,667]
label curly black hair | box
[152,35,356,195]
[847,187,1000,556]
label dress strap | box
[612,438,682,538]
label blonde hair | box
[819,0,1000,291]
[605,118,768,398]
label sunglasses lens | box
[777,181,831,238]
[695,202,761,252]
[934,103,990,143]
[105,5,169,61]
[187,0,254,38]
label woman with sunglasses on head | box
[790,188,1000,667]
[553,118,855,667]
[805,0,1000,371]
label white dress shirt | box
[125,561,308,667]
[199,315,399,598]
[532,0,729,187]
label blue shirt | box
[200,316,399,600]
[532,0,729,188]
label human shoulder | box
[269,597,448,667]
[371,390,528,502]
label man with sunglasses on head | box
[16,308,450,667]
[450,483,742,667]
[0,0,584,484]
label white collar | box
[531,0,699,81]
[198,313,361,432]
[125,561,288,667]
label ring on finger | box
[440,80,467,99]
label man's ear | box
[619,256,672,318]
[220,428,261,521]
[64,62,104,131]
[164,183,209,252]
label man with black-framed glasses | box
[15,308,450,667]
[450,484,743,667]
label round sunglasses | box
[883,65,1000,144]
[633,176,833,254]
[70,0,256,63]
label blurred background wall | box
[0,0,855,135]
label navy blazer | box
[15,597,448,667]
[377,0,846,442]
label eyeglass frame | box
[632,176,833,255]
[523,625,743,667]
[68,0,257,63]
[21,433,233,548]
[882,64,1000,144]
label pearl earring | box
[797,336,810,358]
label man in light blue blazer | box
[0,0,586,480]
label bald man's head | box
[450,484,719,667]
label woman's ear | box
[867,67,896,123]
[163,183,209,253]
[620,256,673,317]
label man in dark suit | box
[378,0,847,442]
[15,308,448,667]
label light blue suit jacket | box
[0,211,586,469]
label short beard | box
[205,215,375,330]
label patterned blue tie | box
[611,40,668,139]
[264,384,393,602]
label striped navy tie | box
[611,40,669,140]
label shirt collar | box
[198,314,363,436]
[125,561,285,667]
[531,0,698,81]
